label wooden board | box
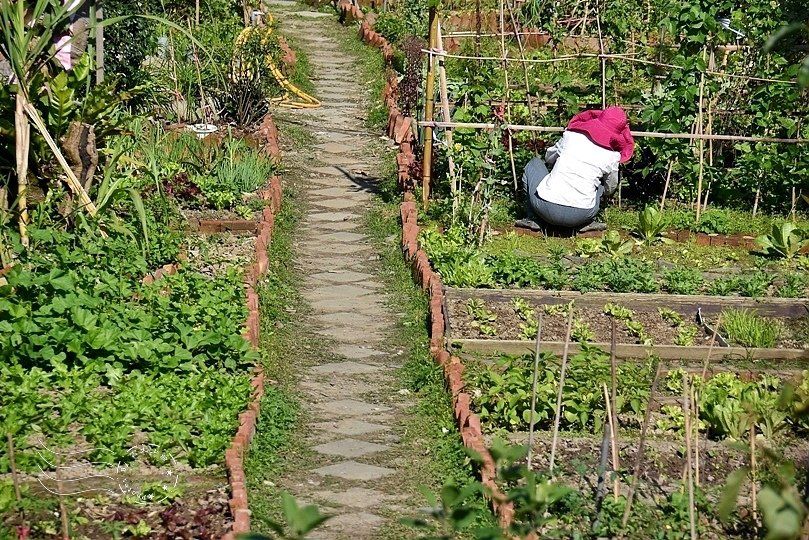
[449,338,809,362]
[446,288,809,319]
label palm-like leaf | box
[756,222,807,259]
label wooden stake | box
[527,312,544,470]
[421,7,439,210]
[6,434,21,503]
[659,160,674,212]
[683,374,697,540]
[56,453,70,540]
[621,363,662,530]
[549,309,575,475]
[436,22,457,219]
[695,50,707,222]
[603,383,619,500]
[14,93,30,247]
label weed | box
[658,307,684,326]
[720,309,783,348]
[466,299,497,336]
[737,271,773,297]
[662,266,704,295]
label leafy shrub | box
[468,349,652,433]
[736,271,773,297]
[756,222,808,259]
[695,209,731,234]
[373,12,407,43]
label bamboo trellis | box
[419,8,807,215]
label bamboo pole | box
[425,49,796,84]
[691,379,700,487]
[621,362,662,530]
[609,318,620,499]
[436,23,456,194]
[498,0,518,192]
[22,103,98,216]
[526,312,544,470]
[750,425,758,526]
[695,48,707,221]
[15,94,30,248]
[95,5,104,83]
[421,7,439,210]
[504,0,538,126]
[549,309,575,475]
[596,10,606,108]
[603,383,619,500]
[416,121,809,144]
[659,160,674,211]
[683,374,697,540]
[56,453,70,540]
[6,434,21,504]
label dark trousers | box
[522,156,602,228]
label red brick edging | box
[220,173,281,540]
[399,193,515,528]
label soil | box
[185,233,257,277]
[449,297,808,349]
[449,297,688,345]
[496,430,809,500]
[5,477,231,539]
[181,207,262,223]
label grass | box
[244,183,309,531]
[720,308,784,348]
[365,192,497,538]
[281,32,318,99]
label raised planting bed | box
[459,349,809,536]
[445,288,809,361]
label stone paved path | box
[261,1,416,538]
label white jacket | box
[535,131,620,209]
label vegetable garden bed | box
[445,288,809,360]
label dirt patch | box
[6,478,231,539]
[495,431,809,499]
[449,297,808,349]
[186,233,257,277]
[449,297,686,345]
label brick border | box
[338,8,514,528]
[220,173,281,540]
[399,193,515,527]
